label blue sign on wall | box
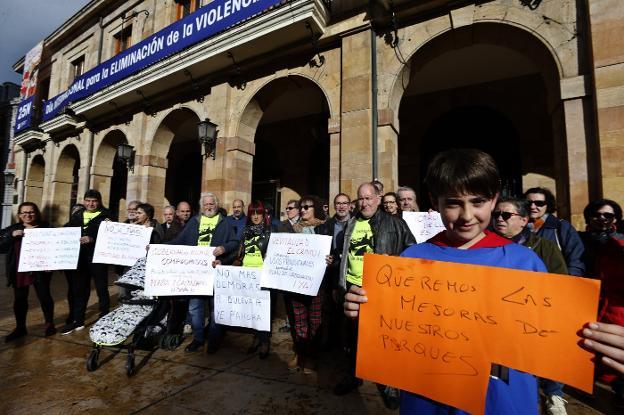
[14,0,282,135]
[15,96,35,133]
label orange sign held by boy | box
[356,253,600,415]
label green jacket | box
[524,232,569,275]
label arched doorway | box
[25,155,45,208]
[151,108,202,213]
[247,76,330,216]
[397,24,559,210]
[93,130,128,220]
[51,144,80,224]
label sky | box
[0,0,91,84]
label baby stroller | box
[86,257,182,376]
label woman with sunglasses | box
[382,192,401,216]
[579,199,624,405]
[233,201,272,359]
[523,187,585,277]
[0,202,56,341]
[285,195,326,374]
[492,197,568,275]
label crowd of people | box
[2,148,624,414]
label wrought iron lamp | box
[117,143,136,172]
[197,118,218,160]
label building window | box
[176,0,200,20]
[114,25,133,54]
[71,56,85,81]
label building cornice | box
[68,0,329,119]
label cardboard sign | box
[92,221,153,266]
[402,211,446,243]
[357,254,600,415]
[144,245,215,296]
[18,227,81,272]
[260,233,332,296]
[214,266,271,331]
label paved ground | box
[0,263,620,414]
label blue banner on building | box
[15,96,35,133]
[15,0,282,135]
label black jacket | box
[339,209,416,289]
[168,214,239,265]
[234,226,271,266]
[65,208,111,260]
[315,215,349,288]
[0,222,52,287]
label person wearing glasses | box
[0,202,56,341]
[277,199,300,232]
[579,199,624,407]
[285,196,327,374]
[523,187,585,276]
[233,201,273,359]
[382,192,401,216]
[314,193,352,349]
[492,197,567,275]
[523,187,584,415]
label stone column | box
[376,108,399,192]
[588,0,624,205]
[340,29,373,197]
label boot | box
[5,327,27,343]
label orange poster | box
[356,253,600,415]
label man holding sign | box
[334,182,415,403]
[169,193,238,353]
[344,150,571,415]
[61,189,111,335]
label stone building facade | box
[10,0,624,228]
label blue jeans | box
[188,297,224,345]
[541,379,564,397]
[188,297,206,343]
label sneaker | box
[5,328,27,343]
[544,395,568,415]
[44,323,57,337]
[381,386,401,410]
[184,339,204,352]
[333,375,363,395]
[59,322,84,335]
[183,324,193,335]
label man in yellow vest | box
[60,189,111,335]
[169,192,239,352]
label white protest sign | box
[214,266,270,331]
[92,221,153,266]
[402,211,446,243]
[260,233,332,296]
[18,227,81,272]
[144,244,215,296]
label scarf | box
[511,227,531,245]
[243,223,266,239]
[292,217,325,233]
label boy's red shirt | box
[429,229,512,249]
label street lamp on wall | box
[197,118,218,160]
[117,143,135,172]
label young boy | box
[344,149,547,414]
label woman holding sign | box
[135,203,164,244]
[285,196,326,373]
[0,202,56,341]
[233,201,272,359]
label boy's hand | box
[582,322,624,374]
[344,285,367,318]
